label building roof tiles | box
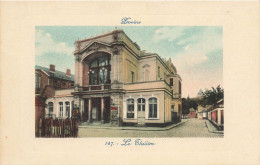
[35,65,75,82]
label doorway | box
[103,97,111,123]
[137,98,145,125]
[91,98,101,121]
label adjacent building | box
[35,65,74,123]
[35,65,74,95]
[45,29,182,126]
[197,105,208,119]
[207,99,224,130]
[188,108,197,118]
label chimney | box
[66,69,71,77]
[50,64,55,73]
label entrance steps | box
[80,122,110,127]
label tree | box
[182,97,198,115]
[198,85,224,108]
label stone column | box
[101,97,104,123]
[134,98,138,119]
[79,63,83,87]
[88,98,92,122]
[80,99,84,121]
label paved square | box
[78,118,224,138]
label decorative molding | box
[143,64,150,68]
[112,45,122,55]
[75,55,81,62]
[113,32,118,41]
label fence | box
[37,117,78,138]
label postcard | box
[1,1,259,165]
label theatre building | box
[45,29,182,126]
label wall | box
[123,91,165,124]
[156,58,171,83]
[138,57,157,82]
[119,32,140,55]
[122,49,139,83]
[172,75,181,98]
[46,96,74,118]
[35,70,49,94]
[171,99,182,118]
[164,93,172,122]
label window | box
[72,101,74,110]
[158,66,160,77]
[171,105,175,111]
[170,78,173,86]
[90,70,98,85]
[89,56,111,85]
[149,98,157,118]
[35,73,40,88]
[59,102,63,117]
[127,99,134,118]
[65,101,70,117]
[131,71,134,83]
[137,98,145,111]
[48,102,53,115]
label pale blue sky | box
[35,26,223,97]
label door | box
[103,97,111,123]
[92,106,97,120]
[91,98,101,121]
[137,98,145,125]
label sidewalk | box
[205,120,224,134]
[78,119,188,131]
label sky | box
[35,26,223,98]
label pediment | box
[80,41,111,54]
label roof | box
[35,65,75,82]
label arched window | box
[48,102,53,116]
[149,98,157,118]
[65,101,70,117]
[59,102,63,117]
[89,55,111,85]
[127,98,134,118]
[137,98,145,111]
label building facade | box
[45,30,182,126]
[35,65,74,95]
[35,65,74,118]
[197,105,208,119]
[207,99,224,130]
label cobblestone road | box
[78,118,223,138]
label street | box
[78,118,224,138]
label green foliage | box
[198,85,224,108]
[182,97,198,115]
